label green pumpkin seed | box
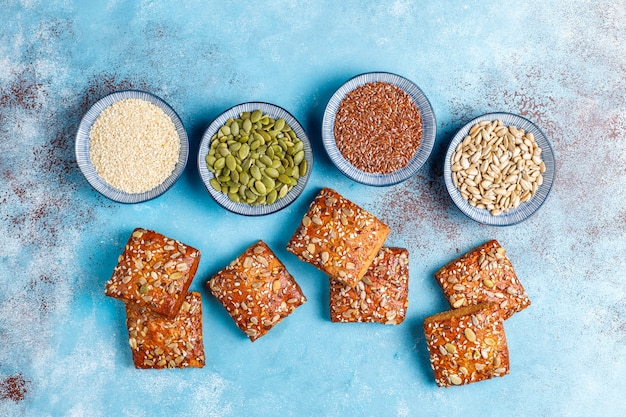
[206,109,307,206]
[214,157,226,170]
[254,180,267,195]
[245,189,256,200]
[266,189,278,204]
[293,150,305,166]
[261,176,275,191]
[251,109,263,123]
[264,167,279,178]
[278,173,291,185]
[242,118,252,133]
[209,178,221,191]
[250,139,261,151]
[230,122,240,136]
[205,154,216,164]
[239,171,250,185]
[278,184,289,198]
[225,154,236,171]
[250,165,262,180]
[260,155,273,166]
[238,144,250,159]
[260,131,271,142]
[229,142,241,153]
[299,160,307,177]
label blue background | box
[1,1,625,416]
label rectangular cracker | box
[208,240,306,342]
[423,302,509,387]
[330,247,409,324]
[286,188,390,287]
[105,228,201,318]
[126,291,205,369]
[434,240,530,319]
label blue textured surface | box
[1,1,625,416]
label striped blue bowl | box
[322,72,436,186]
[443,112,556,226]
[75,90,188,203]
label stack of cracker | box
[105,228,205,369]
[424,240,531,387]
[286,187,410,325]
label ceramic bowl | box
[75,90,188,203]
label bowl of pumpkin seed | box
[198,102,313,215]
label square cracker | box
[105,228,201,318]
[126,291,205,369]
[434,240,530,319]
[423,302,509,387]
[330,247,409,324]
[286,187,390,287]
[208,241,306,342]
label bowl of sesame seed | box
[75,90,189,203]
[322,72,436,186]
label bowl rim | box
[197,101,313,216]
[443,111,556,226]
[321,71,436,186]
[75,89,189,204]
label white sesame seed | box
[89,98,180,194]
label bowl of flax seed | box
[76,90,188,203]
[322,72,436,186]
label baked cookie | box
[286,188,390,287]
[330,247,409,324]
[434,240,530,319]
[105,228,201,318]
[126,291,205,369]
[208,241,306,342]
[423,302,509,387]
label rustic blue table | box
[1,1,625,416]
